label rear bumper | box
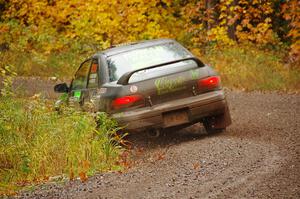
[112,90,230,131]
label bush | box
[0,44,92,78]
[199,44,300,91]
[0,96,123,195]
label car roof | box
[100,38,176,57]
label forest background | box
[0,0,300,194]
[0,0,299,90]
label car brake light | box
[112,95,143,110]
[198,76,221,89]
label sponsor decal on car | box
[73,90,81,100]
[130,85,138,93]
[155,77,186,95]
[191,69,200,80]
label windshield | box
[107,42,191,82]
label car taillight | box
[198,76,221,89]
[112,95,143,110]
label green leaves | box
[2,0,178,49]
[0,0,299,75]
[0,65,16,97]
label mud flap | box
[213,105,232,129]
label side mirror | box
[54,83,69,93]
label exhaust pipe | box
[147,129,161,138]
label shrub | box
[199,44,300,91]
[0,65,124,195]
[0,96,123,195]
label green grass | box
[0,47,92,78]
[0,96,123,196]
[0,41,299,196]
[200,45,300,91]
[2,42,299,91]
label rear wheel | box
[203,117,225,134]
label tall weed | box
[0,97,123,195]
[199,44,300,91]
[0,70,123,195]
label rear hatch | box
[132,62,209,106]
[108,59,221,112]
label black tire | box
[203,117,225,134]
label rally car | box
[54,39,231,134]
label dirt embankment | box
[14,90,300,199]
[0,77,66,99]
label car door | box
[69,59,92,107]
[84,59,102,111]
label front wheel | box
[203,117,225,134]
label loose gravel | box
[14,90,300,199]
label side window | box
[71,59,91,90]
[87,59,99,88]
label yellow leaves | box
[3,0,177,48]
[190,48,203,58]
[281,0,300,53]
[231,0,275,44]
[219,12,227,20]
[265,17,272,23]
[220,5,227,12]
[236,19,274,45]
[207,27,235,45]
[0,24,9,34]
[288,29,300,38]
[236,25,243,31]
[225,0,234,6]
[1,0,297,58]
[181,0,278,47]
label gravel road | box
[16,90,300,199]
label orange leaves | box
[155,151,166,161]
[117,150,133,170]
[228,14,239,26]
[288,29,300,39]
[233,0,276,44]
[3,0,176,49]
[69,160,91,182]
[281,0,300,63]
[0,24,9,33]
[79,172,88,182]
[181,0,277,46]
[1,0,299,65]
[193,162,201,170]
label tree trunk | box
[205,0,217,30]
[227,0,238,40]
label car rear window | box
[107,43,192,82]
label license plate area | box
[163,109,189,127]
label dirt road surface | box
[16,90,300,199]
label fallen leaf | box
[193,162,201,170]
[79,171,88,182]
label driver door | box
[69,59,92,107]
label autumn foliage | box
[0,0,299,82]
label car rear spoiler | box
[117,57,204,85]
